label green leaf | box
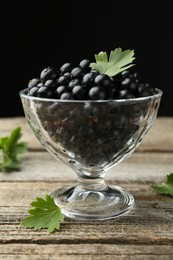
[22,194,64,233]
[151,173,173,196]
[5,127,22,151]
[89,47,135,77]
[0,127,28,171]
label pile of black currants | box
[27,59,155,100]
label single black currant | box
[72,85,86,100]
[28,78,41,89]
[94,74,112,88]
[136,83,152,97]
[59,63,72,74]
[57,75,71,85]
[28,87,39,96]
[37,86,54,98]
[121,78,137,92]
[55,86,67,98]
[118,89,134,99]
[68,78,81,89]
[44,79,58,90]
[89,86,106,100]
[60,92,73,100]
[71,67,84,79]
[40,66,59,83]
[82,72,95,86]
[79,59,90,70]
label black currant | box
[37,86,54,98]
[57,75,71,85]
[68,78,81,89]
[89,86,106,100]
[79,59,90,71]
[40,66,59,83]
[118,89,134,99]
[28,78,41,89]
[82,72,95,86]
[60,92,73,100]
[71,67,84,79]
[55,86,67,98]
[60,63,72,74]
[72,85,86,100]
[94,74,112,88]
[28,87,39,96]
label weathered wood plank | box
[0,214,173,245]
[1,256,172,260]
[0,116,172,260]
[0,152,172,182]
[0,183,172,259]
[0,182,172,206]
[0,117,172,152]
[1,253,173,260]
[0,182,172,246]
[0,244,173,260]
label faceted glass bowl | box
[20,88,162,220]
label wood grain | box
[0,244,173,260]
[0,117,173,259]
[0,182,173,259]
[0,152,172,182]
[0,116,173,152]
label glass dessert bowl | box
[20,87,162,220]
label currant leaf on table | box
[0,127,28,171]
[22,194,64,233]
[151,173,173,196]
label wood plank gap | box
[1,238,173,246]
[0,180,163,184]
[135,150,173,153]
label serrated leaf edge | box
[151,173,173,197]
[89,47,135,76]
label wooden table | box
[0,116,173,260]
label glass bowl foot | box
[50,185,134,221]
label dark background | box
[3,1,173,117]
